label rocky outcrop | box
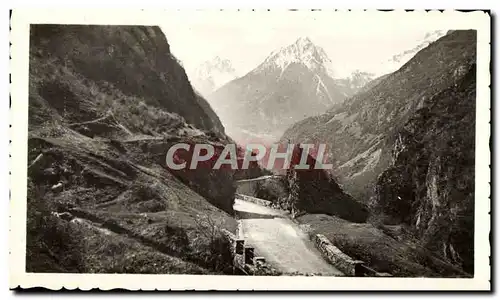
[371,64,476,273]
[281,145,369,223]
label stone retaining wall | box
[235,175,284,198]
[235,193,272,207]
[313,234,392,277]
[314,234,364,276]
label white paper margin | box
[9,9,491,291]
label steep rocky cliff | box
[371,64,476,273]
[27,25,236,274]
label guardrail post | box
[255,257,266,267]
[235,239,244,255]
[244,247,254,265]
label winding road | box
[233,199,343,275]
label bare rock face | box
[371,64,476,274]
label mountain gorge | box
[281,30,477,273]
[208,37,348,143]
[24,23,478,278]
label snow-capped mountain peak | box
[191,56,238,96]
[259,37,336,78]
[388,30,446,64]
[294,36,314,49]
[195,56,236,78]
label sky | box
[160,11,453,79]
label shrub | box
[26,179,84,272]
[191,214,233,274]
[254,177,288,203]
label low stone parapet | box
[236,193,273,207]
[314,234,364,276]
[313,234,392,277]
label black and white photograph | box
[8,9,491,291]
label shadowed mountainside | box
[371,64,476,274]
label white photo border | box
[8,9,491,291]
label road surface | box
[233,199,343,275]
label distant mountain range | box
[189,31,447,145]
[372,30,447,76]
[333,70,376,98]
[207,37,348,143]
[27,25,238,274]
[191,56,239,96]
